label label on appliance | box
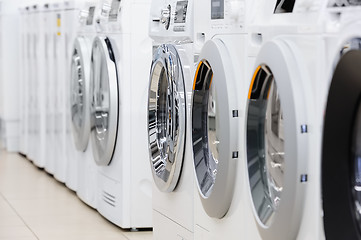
[57,14,61,36]
[109,0,121,22]
[211,0,224,19]
[86,6,95,25]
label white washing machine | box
[147,0,207,239]
[320,2,361,240]
[32,2,48,169]
[52,1,68,183]
[63,0,89,192]
[26,4,37,163]
[70,0,98,209]
[44,1,58,175]
[18,5,29,157]
[244,0,329,239]
[190,0,263,239]
[90,0,152,228]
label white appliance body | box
[70,0,99,209]
[191,1,262,239]
[148,1,200,238]
[90,0,153,228]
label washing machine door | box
[70,36,92,152]
[192,39,239,218]
[148,44,186,192]
[90,36,118,166]
[246,40,308,239]
[322,38,361,240]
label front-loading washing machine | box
[63,0,91,192]
[32,2,48,169]
[190,0,263,239]
[18,5,29,157]
[26,4,37,163]
[244,0,328,239]
[320,2,361,240]
[52,1,69,183]
[44,1,58,175]
[147,0,207,239]
[70,0,99,209]
[90,0,152,228]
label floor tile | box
[0,226,36,239]
[0,151,153,240]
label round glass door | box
[192,39,239,218]
[90,36,118,166]
[70,37,91,152]
[246,40,308,239]
[322,38,361,240]
[148,44,186,192]
[247,64,284,226]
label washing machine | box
[90,0,152,228]
[52,1,68,183]
[147,0,207,239]
[26,4,37,163]
[244,0,329,239]
[18,5,29,157]
[321,2,361,240]
[44,1,58,175]
[32,2,48,169]
[70,0,98,208]
[63,0,91,192]
[190,0,264,239]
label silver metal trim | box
[148,44,186,192]
[90,36,118,166]
[70,36,91,152]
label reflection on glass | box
[192,60,219,198]
[148,45,186,192]
[351,101,361,227]
[91,39,110,155]
[70,48,85,133]
[246,64,285,226]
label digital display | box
[109,0,121,22]
[86,6,95,25]
[174,1,188,24]
[211,0,224,19]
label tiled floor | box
[0,150,153,240]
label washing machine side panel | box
[129,22,153,228]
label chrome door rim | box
[70,36,91,152]
[90,36,118,166]
[148,44,186,192]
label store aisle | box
[0,150,153,240]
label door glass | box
[192,60,219,198]
[148,44,186,192]
[247,64,285,226]
[91,39,112,161]
[70,47,85,138]
[352,101,361,227]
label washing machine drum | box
[89,36,118,166]
[148,44,186,193]
[246,40,308,239]
[322,39,361,240]
[70,36,92,152]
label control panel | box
[209,0,247,33]
[328,0,361,7]
[109,0,121,22]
